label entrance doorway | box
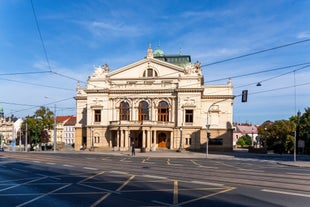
[158,133,167,148]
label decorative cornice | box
[175,88,204,93]
[202,95,235,99]
[74,96,87,100]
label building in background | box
[63,116,76,145]
[75,45,234,152]
[233,123,258,147]
[56,116,76,145]
[0,106,23,149]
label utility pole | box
[53,104,56,152]
[25,122,28,152]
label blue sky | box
[0,0,309,125]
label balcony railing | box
[109,120,175,127]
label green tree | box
[270,120,295,154]
[258,121,273,149]
[21,106,54,150]
[298,108,310,154]
[236,134,252,147]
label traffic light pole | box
[206,99,231,158]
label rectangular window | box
[147,68,152,77]
[94,110,101,122]
[209,138,223,145]
[185,109,193,123]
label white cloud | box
[297,32,310,39]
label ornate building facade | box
[75,46,234,152]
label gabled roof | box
[64,116,76,126]
[106,56,184,78]
[235,125,258,134]
[56,115,76,124]
[56,116,72,123]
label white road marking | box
[83,167,98,171]
[12,168,28,173]
[143,175,167,180]
[110,171,128,175]
[287,172,310,176]
[46,162,55,165]
[63,164,74,168]
[16,184,72,207]
[238,168,264,173]
[77,183,121,194]
[152,200,178,206]
[262,189,310,198]
[190,180,224,187]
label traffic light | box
[242,90,248,102]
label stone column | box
[170,131,174,149]
[116,129,120,149]
[142,129,146,148]
[124,129,129,149]
[120,129,124,149]
[147,129,151,150]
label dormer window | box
[143,68,158,77]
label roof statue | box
[91,64,109,78]
[184,61,201,75]
[146,43,153,58]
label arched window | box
[119,101,130,120]
[158,101,169,122]
[143,68,158,77]
[138,101,149,121]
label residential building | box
[63,116,76,145]
[75,45,234,152]
[233,123,258,147]
[55,116,76,144]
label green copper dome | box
[153,47,165,57]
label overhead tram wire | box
[0,77,75,91]
[204,61,310,84]
[221,64,310,91]
[8,97,75,115]
[31,0,52,72]
[0,71,51,76]
[28,2,310,103]
[250,82,310,96]
[201,38,310,68]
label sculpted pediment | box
[106,58,184,80]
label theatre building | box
[74,46,234,152]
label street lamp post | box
[206,99,228,158]
[25,122,28,152]
[294,111,301,162]
[19,130,22,152]
[206,124,210,158]
[90,128,94,151]
[251,127,254,147]
[178,127,183,151]
[53,104,56,152]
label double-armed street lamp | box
[179,127,183,151]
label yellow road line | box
[142,157,150,163]
[167,158,171,165]
[178,187,236,206]
[77,171,105,184]
[191,160,203,167]
[173,180,178,204]
[90,175,135,207]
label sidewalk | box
[91,150,310,168]
[7,146,310,168]
[74,148,310,168]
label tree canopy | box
[21,106,54,150]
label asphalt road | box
[1,152,309,207]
